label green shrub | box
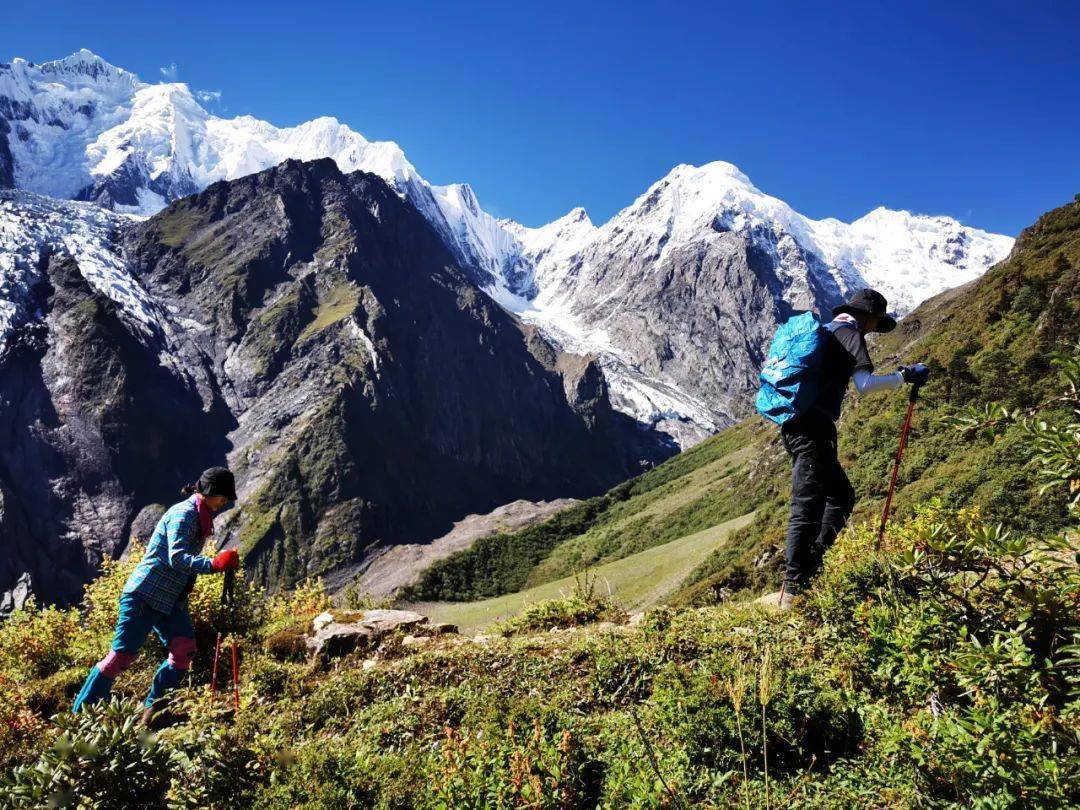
[2,699,173,807]
[0,599,81,681]
[493,572,628,636]
[493,594,627,637]
[431,718,597,808]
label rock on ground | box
[306,609,429,661]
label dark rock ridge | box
[0,251,233,608]
[75,153,199,211]
[1,159,674,607]
[0,117,13,189]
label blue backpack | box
[755,311,828,425]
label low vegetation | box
[2,354,1077,805]
[1,497,1075,806]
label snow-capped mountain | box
[1,51,1014,444]
[0,50,513,288]
[1,160,670,610]
[491,162,1012,442]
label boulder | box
[307,622,378,660]
[306,609,430,661]
[129,504,167,547]
[353,609,428,635]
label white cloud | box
[159,63,178,80]
[195,89,222,103]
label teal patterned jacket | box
[123,496,214,613]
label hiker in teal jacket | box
[73,467,240,719]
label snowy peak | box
[810,205,1013,314]
[0,51,427,215]
[1,51,1016,444]
[590,160,1011,316]
[4,49,140,92]
[2,50,516,290]
[497,207,597,297]
[668,160,757,189]
[604,160,813,258]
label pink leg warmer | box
[97,650,137,678]
[167,637,197,670]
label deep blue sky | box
[3,1,1078,234]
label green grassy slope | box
[413,511,756,633]
[402,420,770,602]
[406,194,1080,610]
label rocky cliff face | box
[0,248,233,610]
[0,159,672,608]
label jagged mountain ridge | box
[497,162,1013,439]
[0,50,510,292]
[1,51,1013,440]
[0,159,671,609]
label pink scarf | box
[193,494,215,539]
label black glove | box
[899,363,930,385]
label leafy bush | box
[0,599,81,681]
[263,576,330,632]
[493,595,626,637]
[2,700,173,807]
[432,719,596,808]
[1,698,263,808]
[804,503,1079,805]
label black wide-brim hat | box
[198,466,237,500]
[832,288,897,333]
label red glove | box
[211,549,240,572]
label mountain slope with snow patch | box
[491,162,1013,442]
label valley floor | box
[410,511,756,633]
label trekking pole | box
[876,384,921,550]
[210,634,222,693]
[209,568,235,697]
[230,640,240,711]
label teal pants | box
[73,592,197,712]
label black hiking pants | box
[780,410,856,593]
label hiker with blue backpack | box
[756,289,929,609]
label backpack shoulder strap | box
[824,315,859,335]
